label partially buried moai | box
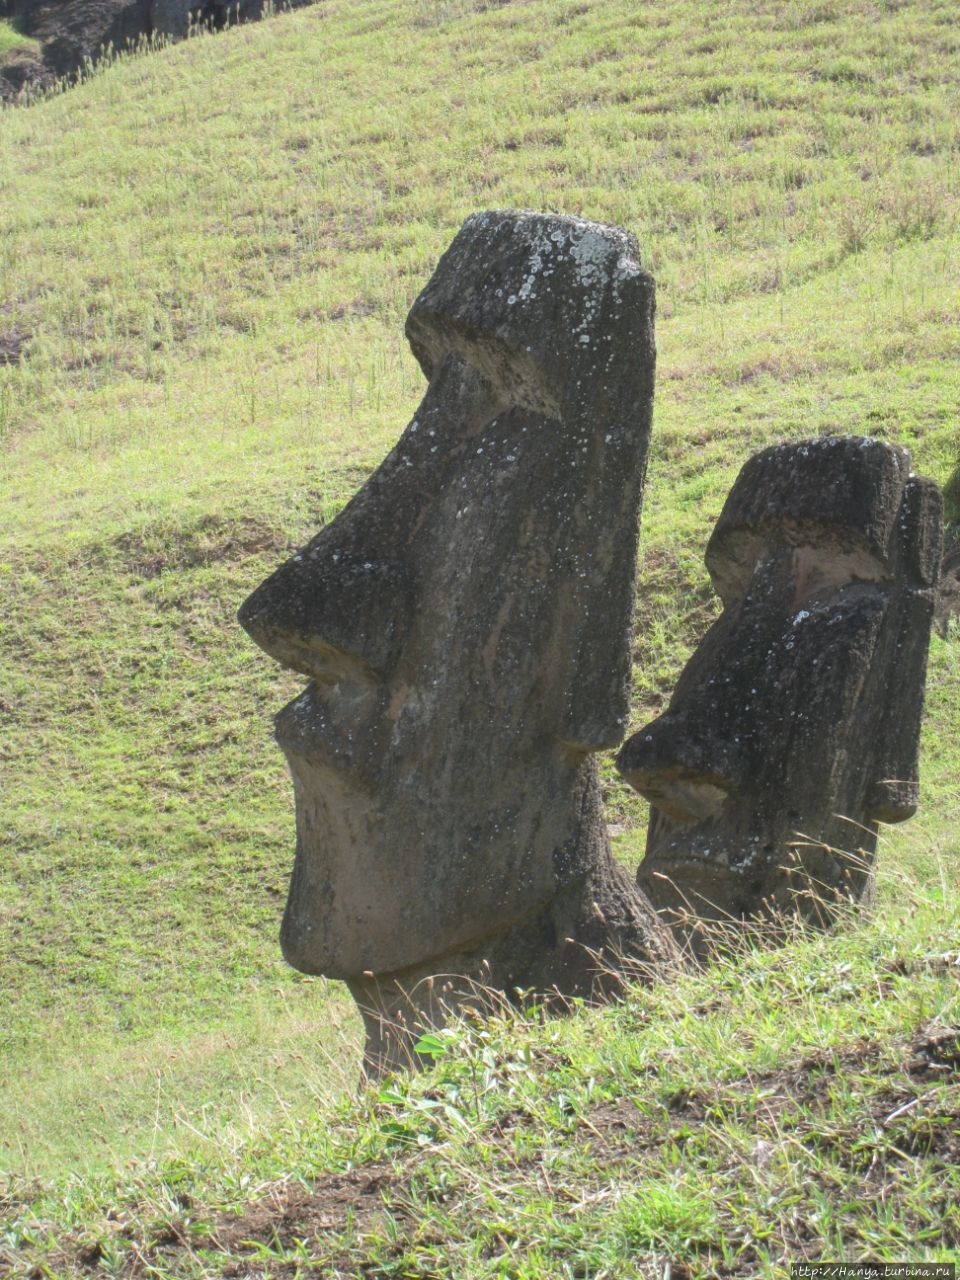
[240,211,679,1076]
[618,436,943,954]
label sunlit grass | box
[0,24,34,58]
[4,881,958,1275]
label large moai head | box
[240,211,678,1075]
[617,436,942,951]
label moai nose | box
[616,710,745,824]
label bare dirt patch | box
[207,1163,411,1277]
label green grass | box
[0,0,959,1269]
[0,20,38,59]
[4,891,959,1276]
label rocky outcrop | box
[1,0,309,100]
[0,42,49,100]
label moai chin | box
[239,211,679,1076]
[617,436,943,954]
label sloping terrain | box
[0,0,958,1271]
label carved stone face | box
[240,211,661,987]
[617,437,942,936]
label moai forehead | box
[705,436,942,604]
[405,210,653,425]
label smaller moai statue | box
[240,211,679,1077]
[617,436,943,952]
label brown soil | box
[209,1164,411,1278]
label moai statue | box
[617,436,942,954]
[240,211,679,1076]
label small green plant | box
[613,1181,720,1254]
[0,19,38,58]
[837,195,876,255]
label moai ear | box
[896,473,944,589]
[867,475,943,823]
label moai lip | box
[239,210,679,1076]
[617,435,943,955]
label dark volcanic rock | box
[0,43,50,99]
[240,210,679,1076]
[1,0,309,97]
[936,460,960,635]
[618,436,943,953]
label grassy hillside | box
[1,0,959,1271]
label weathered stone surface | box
[10,1,158,77]
[0,45,49,102]
[617,436,942,952]
[240,210,678,1075]
[935,460,960,636]
[150,0,192,38]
